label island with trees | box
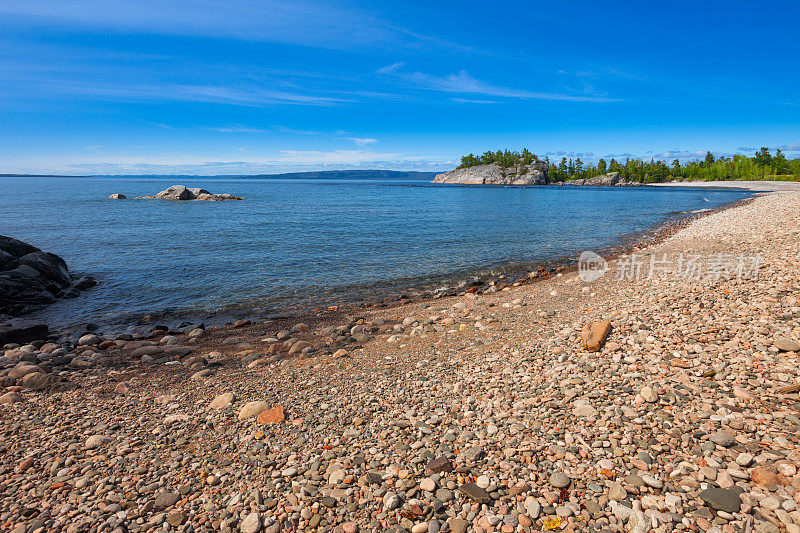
[433,147,800,185]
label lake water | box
[0,175,752,329]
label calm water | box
[0,176,751,328]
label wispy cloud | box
[376,62,405,74]
[398,70,619,102]
[348,138,377,147]
[205,125,271,134]
[451,98,499,104]
[33,80,347,107]
[0,1,476,54]
[737,143,800,152]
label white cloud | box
[376,62,406,74]
[451,98,498,104]
[205,126,271,134]
[0,1,473,53]
[404,70,619,102]
[348,138,377,147]
[27,80,347,107]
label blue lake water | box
[0,175,752,328]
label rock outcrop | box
[108,193,127,199]
[0,236,96,317]
[433,163,548,185]
[137,185,244,201]
[564,172,635,186]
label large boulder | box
[137,185,243,201]
[433,163,549,186]
[565,172,634,186]
[0,236,96,317]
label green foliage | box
[458,146,800,182]
[458,148,538,169]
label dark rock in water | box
[699,487,742,513]
[0,319,49,345]
[136,185,244,201]
[108,193,127,199]
[0,235,96,316]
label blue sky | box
[1,0,798,175]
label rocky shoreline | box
[432,165,636,187]
[2,192,800,533]
[0,236,96,318]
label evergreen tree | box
[753,147,772,166]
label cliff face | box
[432,163,548,185]
[564,172,634,186]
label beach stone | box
[78,334,100,346]
[751,467,786,487]
[699,487,742,513]
[85,434,110,449]
[288,340,312,355]
[383,492,402,511]
[609,483,627,501]
[710,431,736,447]
[420,478,437,492]
[238,401,269,420]
[21,371,58,390]
[155,491,180,509]
[8,364,41,379]
[581,320,611,352]
[459,483,491,503]
[448,519,469,533]
[210,392,235,410]
[257,406,285,424]
[640,386,658,403]
[775,337,800,352]
[550,471,571,488]
[131,345,164,358]
[573,400,597,418]
[0,391,22,404]
[426,456,453,474]
[240,512,262,533]
[167,512,186,527]
[462,446,485,461]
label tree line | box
[457,147,800,183]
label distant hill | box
[1,170,438,180]
[245,170,438,180]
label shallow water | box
[0,175,751,328]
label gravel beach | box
[2,192,800,533]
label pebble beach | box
[2,191,800,533]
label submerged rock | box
[137,185,244,201]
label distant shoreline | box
[0,170,437,180]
